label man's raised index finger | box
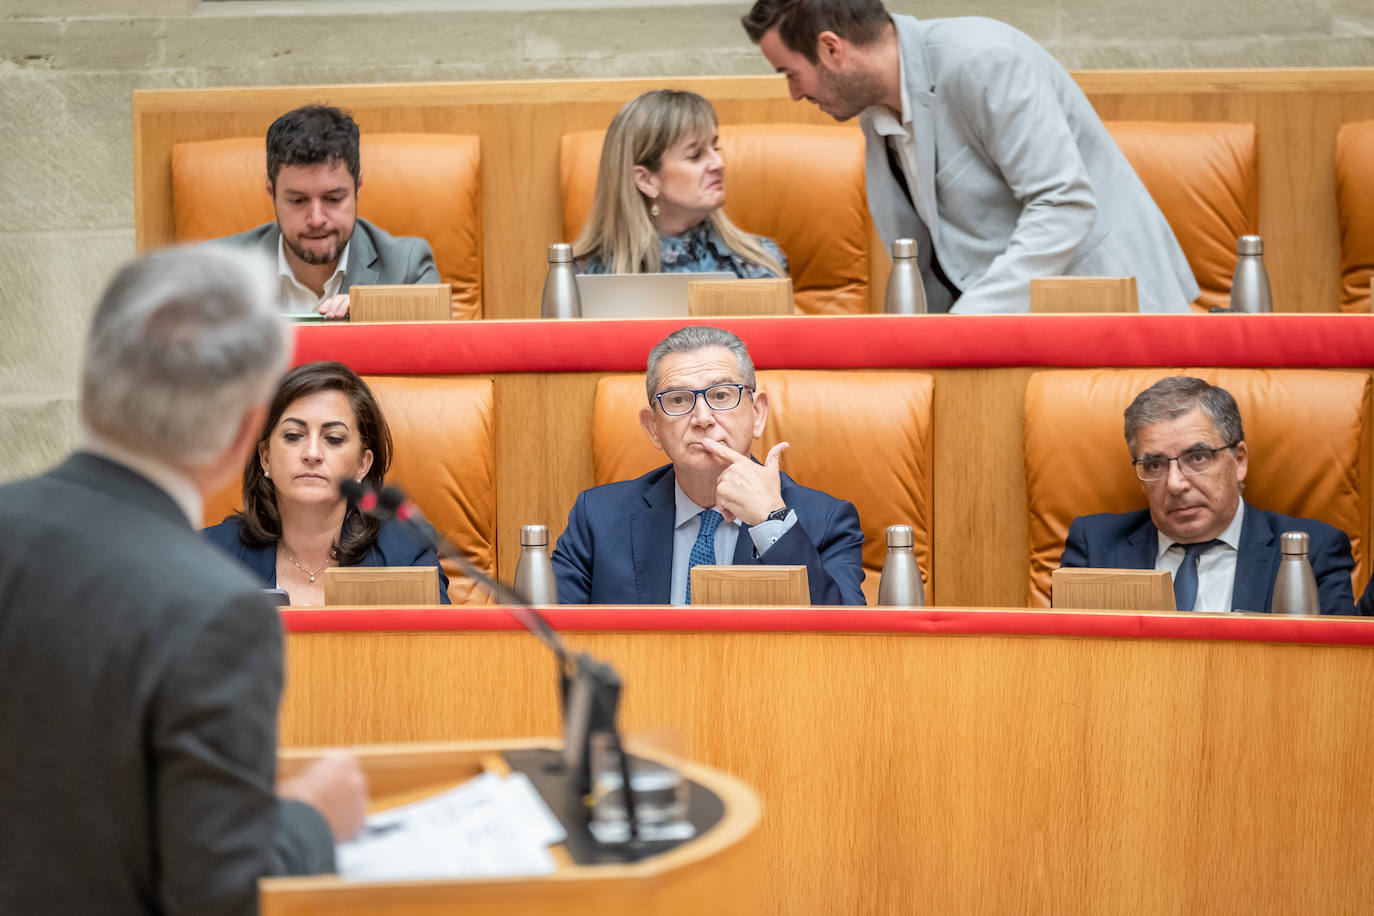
[700,437,749,462]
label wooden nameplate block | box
[1051,567,1176,612]
[1029,276,1139,313]
[688,278,793,316]
[349,283,452,322]
[323,566,442,606]
[689,565,810,606]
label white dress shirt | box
[669,480,797,606]
[867,49,923,219]
[1155,501,1247,612]
[277,235,351,315]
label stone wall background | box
[2,0,1372,481]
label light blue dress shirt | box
[669,481,797,605]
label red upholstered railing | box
[293,314,1374,375]
[282,606,1374,647]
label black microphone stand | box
[341,481,642,842]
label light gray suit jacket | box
[216,216,439,297]
[862,16,1198,314]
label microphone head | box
[378,485,408,519]
[339,479,378,513]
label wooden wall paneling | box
[135,71,1374,323]
[133,79,856,323]
[931,367,1036,607]
[493,372,601,582]
[1081,73,1374,314]
[280,627,1374,915]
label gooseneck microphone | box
[338,480,641,840]
[341,480,567,661]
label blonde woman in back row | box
[573,89,788,279]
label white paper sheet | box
[336,770,566,882]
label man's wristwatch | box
[765,506,791,523]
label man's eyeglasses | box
[1132,442,1240,481]
[654,384,752,416]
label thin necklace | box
[281,544,337,583]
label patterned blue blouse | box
[577,220,788,278]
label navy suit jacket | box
[551,464,866,606]
[1356,573,1374,617]
[1061,504,1355,614]
[204,516,451,604]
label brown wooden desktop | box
[263,739,762,916]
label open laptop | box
[576,271,734,320]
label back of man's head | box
[266,105,361,189]
[80,246,289,468]
[1123,376,1245,456]
[741,0,890,61]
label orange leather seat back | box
[170,134,483,320]
[1105,122,1258,313]
[592,370,934,603]
[560,124,871,315]
[1335,120,1374,313]
[203,376,496,605]
[1024,369,1369,606]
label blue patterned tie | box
[685,509,722,604]
[1173,539,1221,612]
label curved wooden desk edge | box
[264,739,762,912]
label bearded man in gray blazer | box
[744,0,1198,314]
[215,105,439,319]
[0,247,368,915]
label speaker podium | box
[262,739,763,916]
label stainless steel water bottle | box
[541,243,582,319]
[1229,235,1273,313]
[1271,531,1319,615]
[877,524,925,606]
[884,239,928,315]
[513,524,559,605]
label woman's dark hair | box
[236,360,392,565]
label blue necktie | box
[685,509,722,605]
[1173,539,1221,612]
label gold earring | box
[650,201,660,218]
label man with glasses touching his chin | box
[1060,376,1355,614]
[552,326,866,606]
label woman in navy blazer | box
[204,361,450,604]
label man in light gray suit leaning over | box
[743,0,1198,314]
[215,105,439,319]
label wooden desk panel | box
[280,612,1374,915]
[285,316,1374,608]
[134,70,1374,318]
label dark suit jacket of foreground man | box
[1061,504,1355,614]
[0,453,333,916]
[552,463,866,606]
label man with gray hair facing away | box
[552,325,865,606]
[0,246,368,915]
[1060,376,1355,614]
